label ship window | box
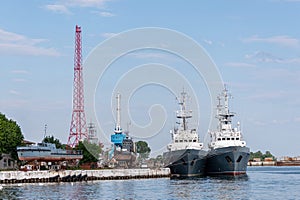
[237,155,243,163]
[227,138,230,140]
[225,156,233,163]
[222,138,225,140]
[175,140,178,143]
[184,140,187,142]
[236,138,239,140]
[180,140,183,142]
[217,138,221,141]
[193,140,197,142]
[191,160,194,166]
[189,140,192,142]
[231,138,234,140]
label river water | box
[0,166,299,200]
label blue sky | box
[1,0,300,158]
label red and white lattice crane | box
[67,25,88,148]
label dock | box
[0,168,170,184]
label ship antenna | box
[44,124,47,140]
[216,95,222,131]
[176,89,192,131]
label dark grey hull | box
[163,149,207,177]
[206,146,250,175]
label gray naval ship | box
[206,87,250,175]
[163,90,207,177]
[17,142,83,162]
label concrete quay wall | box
[0,168,170,184]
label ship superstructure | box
[206,87,250,175]
[163,90,207,177]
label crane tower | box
[67,25,88,148]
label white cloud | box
[0,29,60,56]
[225,62,256,68]
[246,51,300,64]
[44,4,71,14]
[243,35,300,48]
[0,29,46,45]
[248,118,289,126]
[271,119,289,125]
[101,32,118,38]
[249,91,286,101]
[90,10,115,17]
[45,0,112,15]
[203,39,212,45]
[9,90,20,95]
[294,117,300,122]
[63,0,110,7]
[247,118,268,126]
[11,70,30,74]
[99,11,115,17]
[245,51,283,63]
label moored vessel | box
[206,87,250,175]
[163,90,207,177]
[17,142,83,161]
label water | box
[0,166,300,200]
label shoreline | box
[0,168,170,184]
[248,161,300,166]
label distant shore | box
[248,159,300,166]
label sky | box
[1,0,300,158]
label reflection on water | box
[169,175,250,200]
[0,167,300,199]
[210,175,250,200]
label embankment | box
[0,168,170,184]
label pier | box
[0,168,170,184]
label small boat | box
[163,90,207,177]
[206,87,250,175]
[17,142,83,162]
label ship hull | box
[163,149,207,177]
[18,154,83,161]
[206,146,250,176]
[17,147,83,161]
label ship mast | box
[224,87,230,115]
[217,87,234,132]
[114,93,122,134]
[43,124,47,139]
[176,90,192,131]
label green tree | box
[262,150,276,160]
[135,141,151,159]
[250,150,276,161]
[0,113,24,160]
[75,140,102,165]
[250,150,263,160]
[42,135,65,149]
